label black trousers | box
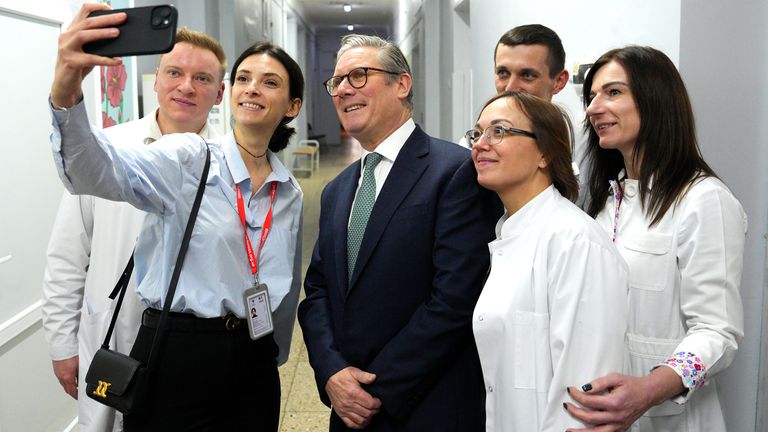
[124,309,280,432]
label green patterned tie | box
[347,152,383,280]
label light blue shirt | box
[49,100,303,362]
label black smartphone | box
[83,5,178,57]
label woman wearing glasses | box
[469,91,628,431]
[565,46,746,432]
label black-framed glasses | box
[323,67,400,96]
[465,125,537,148]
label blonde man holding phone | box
[42,15,225,431]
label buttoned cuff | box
[48,96,90,193]
[49,340,79,361]
[655,351,707,404]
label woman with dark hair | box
[469,91,628,431]
[49,30,304,431]
[566,46,746,432]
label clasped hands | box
[325,366,382,429]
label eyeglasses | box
[465,125,537,148]
[324,67,400,96]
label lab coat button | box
[497,249,504,256]
[625,184,637,197]
[478,314,485,322]
[488,385,494,393]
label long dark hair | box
[230,42,305,152]
[582,46,716,225]
[480,91,579,202]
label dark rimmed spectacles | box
[324,67,400,96]
[465,125,537,148]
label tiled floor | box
[278,137,361,431]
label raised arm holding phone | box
[47,4,305,431]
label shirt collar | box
[221,131,294,188]
[145,109,215,145]
[144,108,164,145]
[360,118,415,165]
[608,168,647,197]
[498,185,557,239]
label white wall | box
[450,1,472,142]
[421,0,440,137]
[679,1,768,430]
[282,7,304,170]
[313,29,347,145]
[0,2,83,431]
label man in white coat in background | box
[491,24,569,102]
[458,24,569,149]
[41,27,225,431]
[485,24,588,202]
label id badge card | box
[243,283,274,340]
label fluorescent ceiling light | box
[343,4,352,12]
[347,24,354,31]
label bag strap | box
[145,144,210,370]
[99,142,211,363]
[100,253,135,348]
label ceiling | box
[289,0,395,33]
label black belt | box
[142,308,245,332]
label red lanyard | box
[236,181,277,278]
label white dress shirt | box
[473,186,628,431]
[596,174,746,431]
[354,118,415,199]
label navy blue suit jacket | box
[298,126,500,431]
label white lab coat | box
[473,186,628,431]
[595,175,746,431]
[41,110,216,431]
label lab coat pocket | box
[626,333,685,416]
[82,295,111,325]
[513,310,551,390]
[80,296,112,355]
[622,233,672,291]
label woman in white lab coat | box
[468,91,629,431]
[566,46,746,432]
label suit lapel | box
[348,127,430,290]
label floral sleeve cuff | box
[660,351,707,390]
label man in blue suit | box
[298,34,500,431]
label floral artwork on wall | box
[99,0,135,128]
[101,64,127,127]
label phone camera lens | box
[151,6,172,28]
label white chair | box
[291,139,320,175]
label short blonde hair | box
[172,27,227,80]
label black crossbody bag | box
[84,145,210,415]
